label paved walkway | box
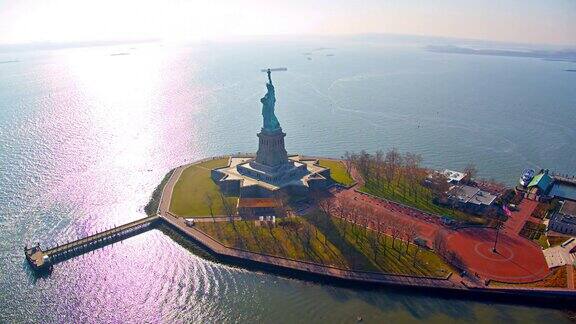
[332,188,442,247]
[567,265,575,290]
[158,164,187,215]
[502,199,539,237]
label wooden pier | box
[25,215,160,272]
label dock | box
[553,174,576,186]
[25,215,160,271]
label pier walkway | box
[553,175,576,186]
[25,215,159,271]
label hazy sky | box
[0,0,574,46]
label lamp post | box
[492,221,501,253]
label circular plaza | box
[446,228,550,283]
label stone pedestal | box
[254,128,288,167]
[236,127,307,186]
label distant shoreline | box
[426,45,576,63]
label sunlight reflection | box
[65,46,165,168]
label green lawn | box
[196,212,452,277]
[197,218,349,268]
[361,176,485,225]
[318,159,355,186]
[169,157,238,217]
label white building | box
[441,169,466,184]
[447,185,497,214]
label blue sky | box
[0,0,574,46]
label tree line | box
[312,191,425,265]
[342,148,484,201]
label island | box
[25,69,576,308]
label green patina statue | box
[261,69,281,132]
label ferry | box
[519,168,535,187]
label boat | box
[519,169,535,187]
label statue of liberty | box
[261,69,281,132]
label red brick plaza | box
[445,199,550,283]
[334,187,550,283]
[445,228,549,283]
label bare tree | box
[463,163,478,184]
[312,190,335,217]
[272,191,290,219]
[336,198,355,234]
[342,151,354,176]
[302,223,313,249]
[390,219,404,250]
[384,147,402,187]
[395,221,409,260]
[413,240,424,266]
[368,227,380,260]
[204,193,216,223]
[405,222,420,255]
[374,149,385,188]
[378,215,391,253]
[359,205,372,235]
[433,231,448,257]
[404,152,423,198]
[428,172,450,199]
[219,192,236,229]
[356,150,372,184]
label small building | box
[447,185,497,214]
[526,169,554,201]
[237,198,282,218]
[548,200,576,236]
[441,169,466,184]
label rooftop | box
[550,182,576,202]
[449,185,497,206]
[441,169,466,183]
[527,170,554,192]
[560,200,576,218]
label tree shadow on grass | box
[267,227,289,256]
[304,212,379,272]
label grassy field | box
[490,266,567,288]
[197,217,350,267]
[361,175,485,225]
[169,158,238,217]
[197,212,452,277]
[318,159,355,186]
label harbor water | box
[1,37,575,322]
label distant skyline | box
[0,0,574,46]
